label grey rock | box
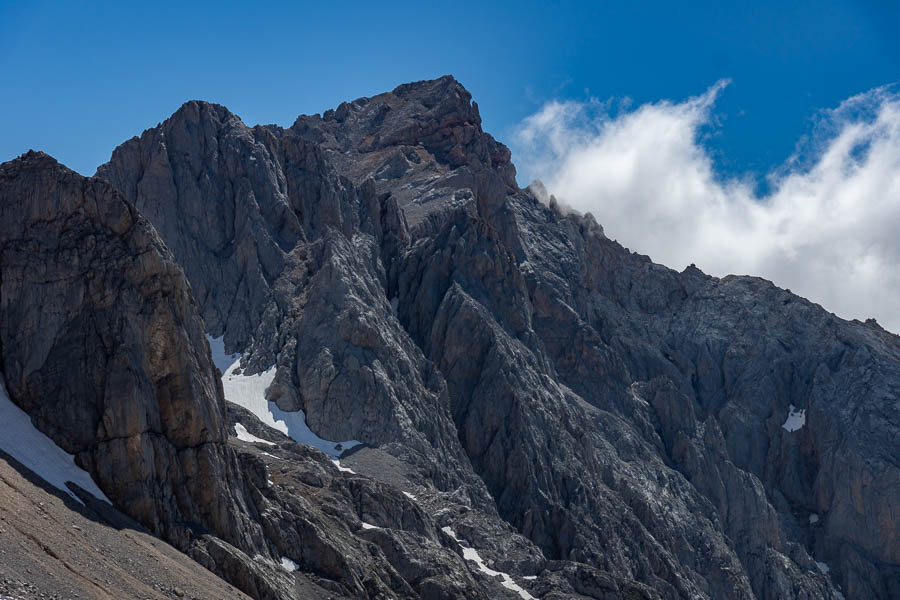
[12,74,891,600]
[0,151,517,600]
[0,151,243,548]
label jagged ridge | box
[0,74,897,600]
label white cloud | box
[513,83,900,333]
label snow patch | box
[280,556,299,572]
[816,561,831,574]
[234,423,276,446]
[0,376,110,505]
[221,362,360,459]
[403,491,418,501]
[782,404,807,432]
[361,522,379,530]
[809,513,819,524]
[441,526,535,600]
[332,459,355,474]
[523,576,537,580]
[206,334,241,373]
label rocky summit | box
[0,76,898,600]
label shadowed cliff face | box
[15,75,890,600]
[0,151,524,600]
[0,151,238,544]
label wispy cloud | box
[512,82,900,333]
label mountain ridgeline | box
[0,76,897,599]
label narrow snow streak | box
[782,404,807,432]
[402,491,418,501]
[220,359,360,459]
[234,423,275,446]
[361,522,379,530]
[332,459,355,473]
[0,376,109,505]
[441,526,535,599]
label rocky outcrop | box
[507,195,900,598]
[0,151,247,548]
[290,75,515,238]
[83,75,900,600]
[0,151,533,600]
[95,101,300,350]
[97,98,493,504]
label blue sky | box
[1,1,897,178]
[2,1,900,330]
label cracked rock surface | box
[97,77,900,599]
[0,75,897,600]
[0,151,516,600]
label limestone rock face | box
[76,75,900,600]
[0,151,511,600]
[95,101,301,348]
[98,97,491,504]
[0,151,239,545]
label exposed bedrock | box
[87,76,900,599]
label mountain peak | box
[307,73,480,129]
[168,99,242,127]
[1,150,65,175]
[390,74,474,110]
[290,74,515,202]
[10,77,898,600]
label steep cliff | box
[0,151,522,600]
[0,151,245,546]
[93,76,900,599]
[4,75,894,600]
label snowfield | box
[213,341,360,459]
[0,375,109,505]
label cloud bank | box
[513,83,900,333]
